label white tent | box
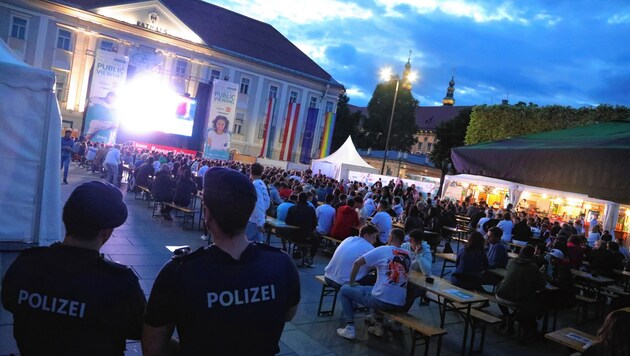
[311,136,378,180]
[0,39,62,247]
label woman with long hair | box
[583,309,630,356]
[451,231,488,291]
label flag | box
[259,97,277,158]
[299,107,319,163]
[319,112,336,158]
[279,103,301,161]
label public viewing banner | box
[134,141,197,156]
[347,170,439,195]
[299,107,319,163]
[83,49,128,144]
[203,79,238,160]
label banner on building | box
[319,111,336,158]
[259,97,278,158]
[203,79,238,160]
[279,102,301,161]
[83,50,128,144]
[299,107,319,163]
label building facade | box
[0,0,343,161]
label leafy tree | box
[429,108,472,168]
[330,91,362,152]
[466,104,630,145]
[357,79,419,151]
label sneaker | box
[200,234,209,241]
[367,323,385,337]
[304,253,314,267]
[62,180,68,184]
[336,325,356,340]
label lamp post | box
[379,67,416,175]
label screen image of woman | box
[204,115,231,159]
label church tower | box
[402,50,413,90]
[442,76,456,106]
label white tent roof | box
[313,136,375,169]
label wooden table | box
[409,271,488,355]
[571,269,615,285]
[544,327,594,353]
[435,252,456,278]
[507,252,519,259]
[443,226,470,252]
[264,217,298,245]
[613,269,630,291]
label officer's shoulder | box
[169,246,207,263]
[99,258,134,274]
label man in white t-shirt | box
[336,228,411,339]
[476,209,494,234]
[103,144,122,186]
[370,200,393,245]
[324,225,378,289]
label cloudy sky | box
[208,0,630,108]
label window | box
[309,96,318,108]
[209,69,221,82]
[325,100,334,113]
[53,70,69,103]
[174,59,187,77]
[240,77,250,94]
[100,40,116,52]
[57,29,72,51]
[268,85,278,99]
[10,16,27,40]
[289,90,298,104]
[233,113,244,135]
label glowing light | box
[380,67,393,81]
[542,194,548,199]
[461,183,469,188]
[626,209,630,217]
[407,70,418,83]
[521,192,530,200]
[554,197,563,205]
[566,198,582,206]
[584,204,592,210]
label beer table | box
[264,217,298,245]
[545,327,594,353]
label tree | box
[357,79,419,151]
[429,108,472,169]
[330,91,362,152]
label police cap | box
[63,181,128,232]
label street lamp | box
[379,67,416,175]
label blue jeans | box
[106,163,119,185]
[245,222,263,243]
[338,285,403,323]
[61,155,70,181]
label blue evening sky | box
[208,0,630,108]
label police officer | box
[1,181,146,355]
[143,167,301,355]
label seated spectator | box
[532,243,548,269]
[582,309,630,356]
[403,206,424,234]
[486,227,508,269]
[542,249,575,309]
[496,212,514,243]
[285,192,318,267]
[151,164,175,220]
[512,216,532,244]
[392,197,404,218]
[324,224,378,289]
[334,193,348,211]
[330,198,359,240]
[589,241,614,277]
[539,223,551,243]
[336,228,410,340]
[566,235,585,269]
[476,209,494,234]
[608,241,625,271]
[315,194,335,238]
[600,229,613,243]
[452,231,488,291]
[401,229,432,276]
[495,245,546,337]
[588,225,602,247]
[371,200,393,246]
[172,170,198,208]
[277,195,297,222]
[135,157,155,188]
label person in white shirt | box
[400,229,432,276]
[496,212,514,243]
[245,163,270,243]
[336,228,411,340]
[476,210,494,234]
[316,194,336,236]
[324,224,378,289]
[104,144,122,186]
[371,200,393,245]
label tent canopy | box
[311,136,377,180]
[0,39,61,245]
[451,121,630,204]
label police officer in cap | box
[2,181,146,355]
[143,167,300,355]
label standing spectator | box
[336,228,411,339]
[60,130,74,184]
[1,181,146,354]
[246,163,270,243]
[104,144,122,186]
[142,167,300,355]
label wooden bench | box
[450,302,501,353]
[575,294,598,323]
[380,310,447,356]
[135,185,154,208]
[163,202,196,230]
[315,275,339,316]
